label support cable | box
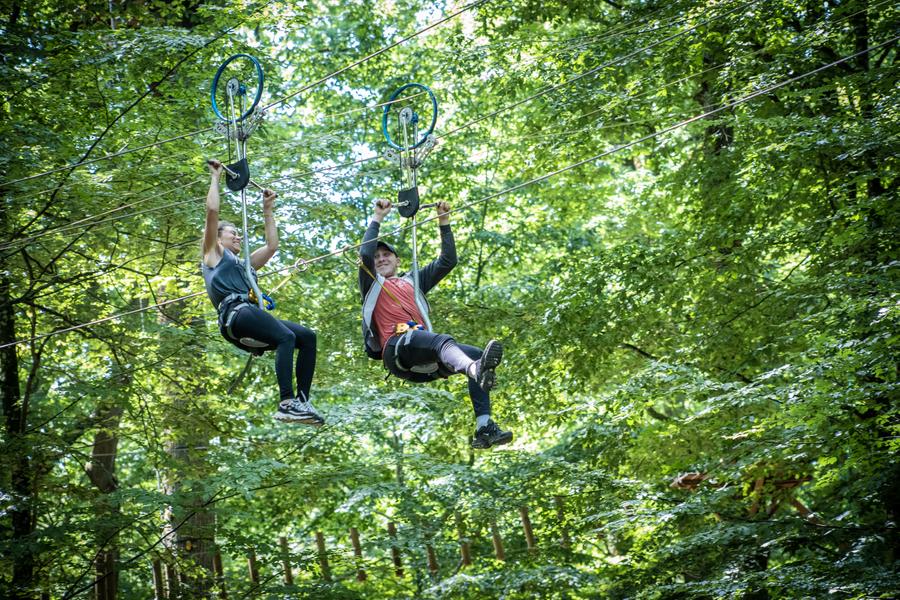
[1,0,491,189]
[2,37,891,350]
[4,0,876,255]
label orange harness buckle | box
[394,321,425,335]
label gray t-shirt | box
[201,248,257,308]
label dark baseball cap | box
[376,240,398,256]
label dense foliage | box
[2,0,897,598]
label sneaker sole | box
[482,341,503,370]
[273,412,324,426]
[492,431,513,446]
[476,341,503,392]
[470,431,513,450]
[479,370,496,393]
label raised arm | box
[250,189,279,270]
[361,200,392,266]
[358,200,391,297]
[202,160,225,267]
[418,201,457,293]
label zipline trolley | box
[210,53,272,311]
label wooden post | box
[519,506,536,552]
[279,536,293,585]
[555,496,571,549]
[315,531,332,582]
[455,512,472,566]
[212,551,228,599]
[426,543,439,579]
[388,522,403,577]
[490,520,505,561]
[349,527,367,581]
[247,549,259,584]
[151,559,165,600]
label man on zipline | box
[201,159,323,425]
[358,199,513,448]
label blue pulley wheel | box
[211,54,264,122]
[382,83,438,151]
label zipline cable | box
[273,0,868,177]
[24,28,896,322]
[3,157,394,254]
[261,0,492,112]
[0,0,285,192]
[248,0,764,185]
[5,0,874,256]
[0,0,690,222]
[1,0,491,190]
[439,0,761,140]
[3,37,892,351]
[0,179,203,252]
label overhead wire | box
[4,0,870,272]
[0,0,682,243]
[0,179,203,252]
[5,0,870,275]
[1,91,420,210]
[10,1,886,297]
[232,0,752,189]
[28,239,201,303]
[1,0,492,190]
[4,156,388,255]
[2,36,892,350]
[274,0,761,183]
[2,130,411,254]
[438,0,762,140]
[0,0,287,192]
[558,0,894,121]
[19,17,896,596]
[261,0,493,112]
[1,140,212,206]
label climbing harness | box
[210,53,268,311]
[381,83,442,332]
[216,293,268,355]
[349,248,440,376]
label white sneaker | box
[273,396,324,426]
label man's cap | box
[376,240,398,256]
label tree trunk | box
[693,32,734,155]
[159,296,215,598]
[1,273,36,600]
[86,399,124,600]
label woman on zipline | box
[201,159,323,425]
[358,199,513,449]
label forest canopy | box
[1,0,898,598]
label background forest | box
[1,0,898,598]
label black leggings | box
[227,304,316,401]
[383,330,490,417]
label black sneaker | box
[471,420,513,449]
[469,340,503,393]
[274,397,324,426]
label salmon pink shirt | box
[371,276,425,350]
